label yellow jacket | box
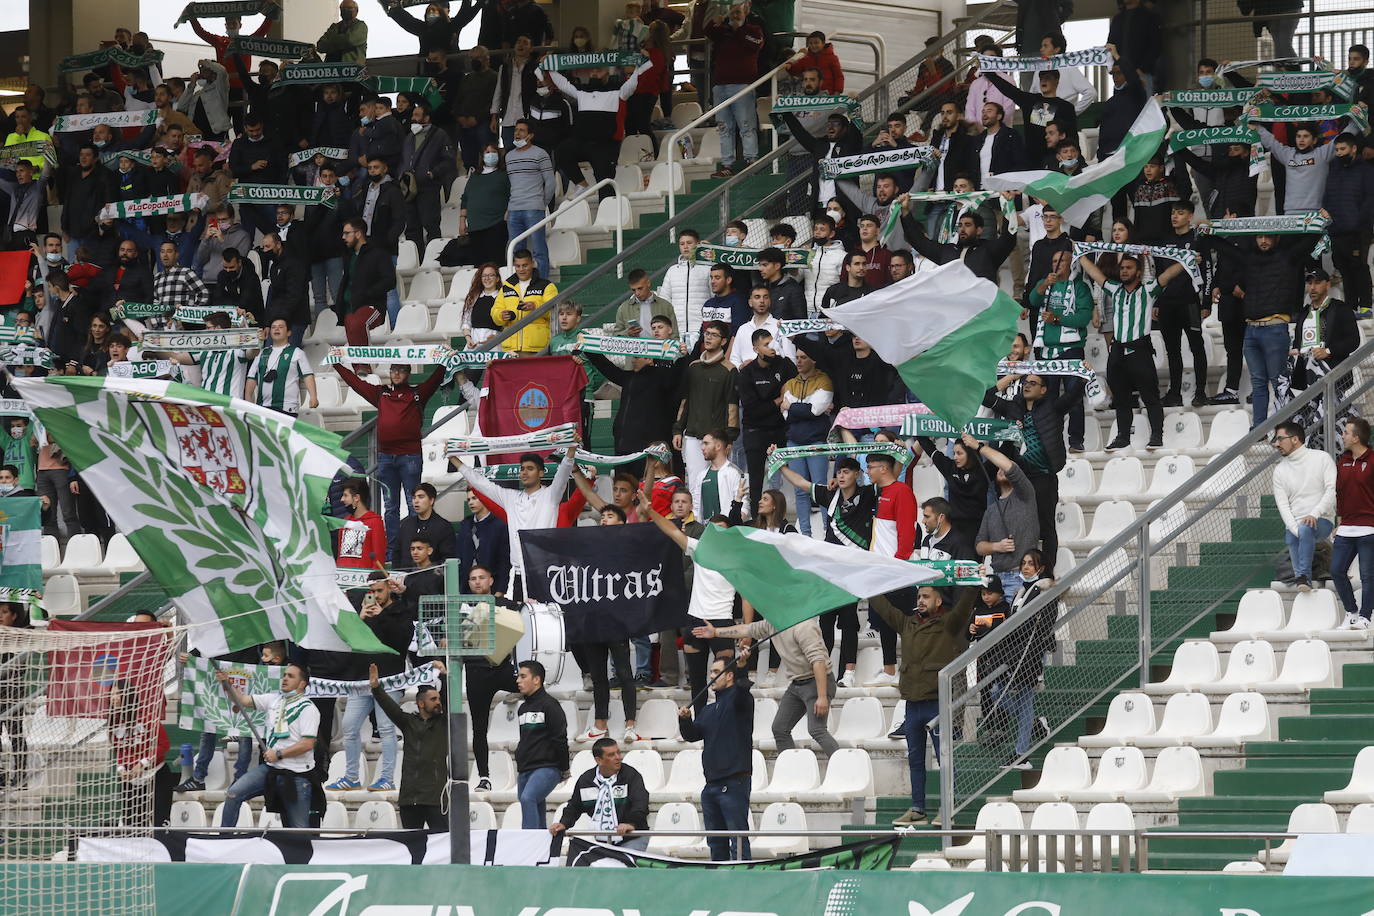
[491,274,558,353]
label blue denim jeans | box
[1333,533,1374,617]
[787,446,830,537]
[999,569,1023,603]
[1243,323,1291,428]
[903,698,941,813]
[341,689,401,783]
[1285,517,1334,579]
[701,774,751,861]
[386,255,402,327]
[631,636,653,679]
[507,209,550,279]
[712,83,758,167]
[222,762,312,827]
[194,731,251,783]
[311,257,344,316]
[377,452,423,562]
[517,766,562,828]
[988,681,1035,757]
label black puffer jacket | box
[1201,234,1308,322]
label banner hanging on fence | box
[520,525,690,643]
[690,244,814,270]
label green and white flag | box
[58,46,164,74]
[110,302,171,321]
[99,193,209,222]
[227,184,339,209]
[540,51,646,71]
[577,333,681,360]
[1161,88,1256,108]
[976,47,1111,73]
[823,261,1020,428]
[0,346,57,369]
[778,319,845,336]
[911,559,986,587]
[288,146,351,168]
[690,524,939,628]
[690,244,814,269]
[819,146,935,180]
[15,376,393,657]
[141,329,260,351]
[899,415,1023,444]
[275,62,368,87]
[0,497,43,599]
[446,423,578,458]
[178,654,280,738]
[226,36,315,60]
[984,100,1167,227]
[763,441,911,484]
[771,94,865,129]
[177,0,277,24]
[1168,125,1258,152]
[52,109,160,133]
[102,149,183,173]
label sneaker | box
[634,674,652,688]
[1356,616,1371,631]
[1146,437,1164,451]
[367,778,395,792]
[1068,444,1085,454]
[1344,612,1360,630]
[1161,391,1183,407]
[174,778,205,793]
[1104,436,1131,452]
[1294,575,1312,592]
[582,675,594,692]
[1006,759,1032,771]
[474,777,493,792]
[326,777,361,791]
[649,679,669,688]
[710,164,735,178]
[837,670,856,689]
[576,728,608,743]
[892,808,928,826]
[1191,394,1210,407]
[865,671,898,687]
[887,725,906,740]
[623,727,641,744]
[1207,390,1239,405]
[609,677,620,689]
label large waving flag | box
[690,525,939,629]
[0,496,43,603]
[15,377,391,657]
[982,100,1168,227]
[823,261,1020,428]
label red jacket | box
[113,718,169,773]
[335,366,444,456]
[192,17,273,92]
[1338,448,1374,528]
[785,44,845,94]
[705,22,764,85]
[337,509,387,569]
[636,46,672,97]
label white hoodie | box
[1273,445,1337,534]
[657,257,712,336]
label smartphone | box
[207,216,220,233]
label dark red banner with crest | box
[475,355,586,464]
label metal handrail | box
[937,333,1374,833]
[505,177,625,279]
[663,55,798,228]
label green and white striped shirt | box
[194,349,252,399]
[249,345,312,414]
[1102,279,1159,344]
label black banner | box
[520,525,690,643]
[565,835,901,869]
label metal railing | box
[937,334,1374,834]
[1186,3,1374,70]
[506,177,625,278]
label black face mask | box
[371,173,385,184]
[587,78,607,90]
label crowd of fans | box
[8,0,1374,851]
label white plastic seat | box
[647,802,701,855]
[617,134,654,165]
[547,229,581,267]
[1161,413,1204,451]
[622,748,666,792]
[1079,692,1157,747]
[392,302,432,338]
[796,748,874,802]
[910,857,954,869]
[614,163,644,195]
[42,574,81,616]
[1261,639,1334,693]
[1082,802,1135,858]
[833,696,885,746]
[751,802,810,857]
[484,750,516,793]
[394,239,420,272]
[1028,802,1081,861]
[406,269,445,304]
[169,800,206,828]
[1263,590,1345,641]
[1144,641,1221,695]
[486,700,521,750]
[420,237,449,269]
[553,199,592,229]
[750,748,770,793]
[1267,803,1340,863]
[40,535,60,571]
[547,750,595,804]
[670,102,702,129]
[1055,547,1077,575]
[1345,803,1374,832]
[353,800,399,829]
[440,207,462,238]
[593,197,633,230]
[632,698,682,747]
[1078,500,1136,547]
[467,800,497,829]
[1192,408,1250,457]
[1135,692,1213,748]
[1147,499,1189,544]
[499,803,524,831]
[1223,860,1269,873]
[1212,590,1286,643]
[910,464,945,502]
[753,748,819,802]
[1144,454,1197,498]
[98,532,144,573]
[1324,747,1374,804]
[946,801,1024,860]
[1123,745,1207,803]
[751,698,779,743]
[212,801,253,827]
[659,748,705,801]
[1065,746,1148,802]
[1054,502,1086,543]
[1095,457,1145,499]
[1013,746,1093,803]
[321,800,350,830]
[1057,458,1095,499]
[1201,639,1277,692]
[1193,692,1271,747]
[54,533,102,575]
[432,302,465,339]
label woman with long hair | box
[81,312,113,375]
[566,25,595,53]
[457,143,510,266]
[463,262,504,344]
[628,20,673,150]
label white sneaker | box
[1345,612,1361,630]
[623,727,641,744]
[1355,616,1371,631]
[864,671,898,687]
[837,670,856,689]
[575,728,607,743]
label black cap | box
[1307,267,1330,281]
[982,574,1004,594]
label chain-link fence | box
[936,337,1374,831]
[1168,1,1374,81]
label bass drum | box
[516,601,577,688]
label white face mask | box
[724,234,741,246]
[483,151,500,167]
[9,428,22,440]
[1061,156,1080,169]
[0,484,14,495]
[826,208,843,222]
[513,137,529,148]
[410,122,424,134]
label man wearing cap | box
[1291,268,1359,403]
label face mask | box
[248,133,263,142]
[826,209,843,222]
[45,252,62,264]
[338,175,351,186]
[93,139,107,148]
[411,122,424,134]
[8,429,22,440]
[724,234,741,246]
[425,12,441,21]
[0,485,14,496]
[1061,156,1079,169]
[483,151,499,167]
[513,137,528,148]
[360,116,373,126]
[1020,570,1040,583]
[1198,75,1215,88]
